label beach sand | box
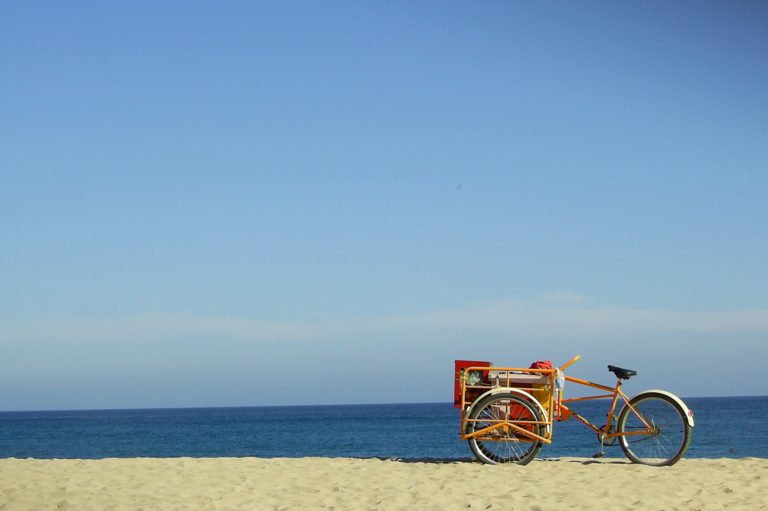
[0,457,765,510]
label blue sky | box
[2,1,767,410]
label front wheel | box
[466,392,544,465]
[617,392,692,466]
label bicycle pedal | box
[592,452,604,459]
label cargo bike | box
[455,355,694,466]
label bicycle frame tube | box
[559,375,655,438]
[462,419,551,444]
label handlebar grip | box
[560,354,581,371]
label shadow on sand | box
[364,456,632,465]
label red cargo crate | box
[454,360,491,408]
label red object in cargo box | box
[454,360,491,408]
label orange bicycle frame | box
[557,360,654,439]
[458,355,657,446]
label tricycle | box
[455,355,694,466]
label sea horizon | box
[2,393,766,414]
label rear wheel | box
[617,393,691,466]
[466,393,544,465]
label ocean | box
[1,396,766,460]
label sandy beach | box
[0,457,765,510]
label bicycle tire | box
[466,392,544,465]
[617,392,692,466]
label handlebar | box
[560,354,581,371]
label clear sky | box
[2,1,767,411]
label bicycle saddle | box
[608,365,637,380]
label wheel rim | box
[620,396,688,465]
[469,395,541,464]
